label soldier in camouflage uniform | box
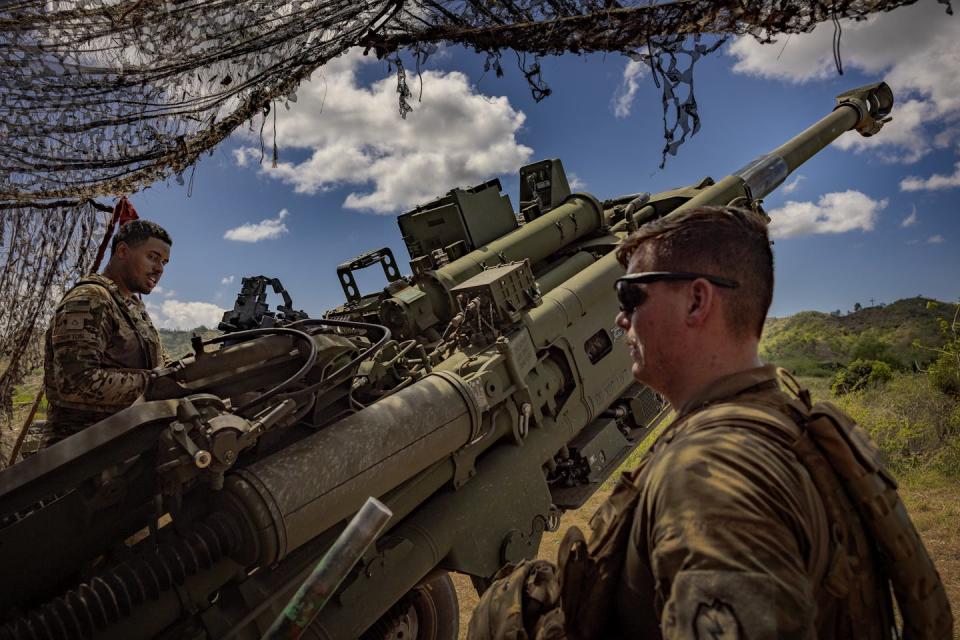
[38,219,172,448]
[469,206,951,639]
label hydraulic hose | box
[202,327,318,415]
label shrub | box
[827,373,960,477]
[831,359,893,396]
[914,303,960,397]
[928,351,960,397]
[849,334,901,369]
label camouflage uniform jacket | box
[467,366,894,640]
[42,273,167,444]
[606,365,888,639]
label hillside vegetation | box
[159,327,220,360]
[760,296,949,376]
[760,297,960,475]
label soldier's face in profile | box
[119,237,171,295]
[615,248,687,393]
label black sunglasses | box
[615,271,740,315]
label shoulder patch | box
[661,570,811,639]
[59,311,89,331]
[693,600,740,640]
[60,298,93,313]
[51,310,96,345]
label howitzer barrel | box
[220,372,480,568]
[675,82,893,212]
[432,193,603,287]
[536,251,597,294]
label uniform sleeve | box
[637,429,823,640]
[48,288,150,410]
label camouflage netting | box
[0,202,105,419]
[0,0,953,423]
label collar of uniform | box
[677,364,780,418]
[84,272,121,295]
[84,272,143,308]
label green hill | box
[162,298,956,375]
[760,297,954,376]
[159,327,220,360]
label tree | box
[919,303,960,397]
[854,302,863,312]
[850,334,900,368]
[831,359,893,396]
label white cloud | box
[767,190,887,239]
[147,299,227,330]
[900,161,960,191]
[150,285,176,298]
[612,59,648,119]
[221,275,235,285]
[232,50,533,214]
[901,205,918,227]
[728,2,960,163]
[567,173,586,191]
[928,234,945,244]
[232,148,251,167]
[224,209,290,242]
[781,174,805,194]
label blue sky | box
[133,1,960,329]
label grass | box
[799,372,960,479]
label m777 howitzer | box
[0,82,893,640]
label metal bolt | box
[194,450,212,469]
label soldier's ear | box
[684,279,714,328]
[113,241,130,260]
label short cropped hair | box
[616,206,773,338]
[111,219,172,253]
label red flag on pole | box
[91,196,140,272]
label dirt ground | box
[452,477,960,640]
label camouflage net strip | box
[2,0,946,207]
[0,203,107,419]
[0,0,952,423]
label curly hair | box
[111,219,172,253]
[616,206,773,338]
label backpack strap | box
[807,404,953,640]
[678,400,877,635]
[687,395,952,639]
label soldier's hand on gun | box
[145,372,185,400]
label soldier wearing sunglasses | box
[469,206,903,639]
